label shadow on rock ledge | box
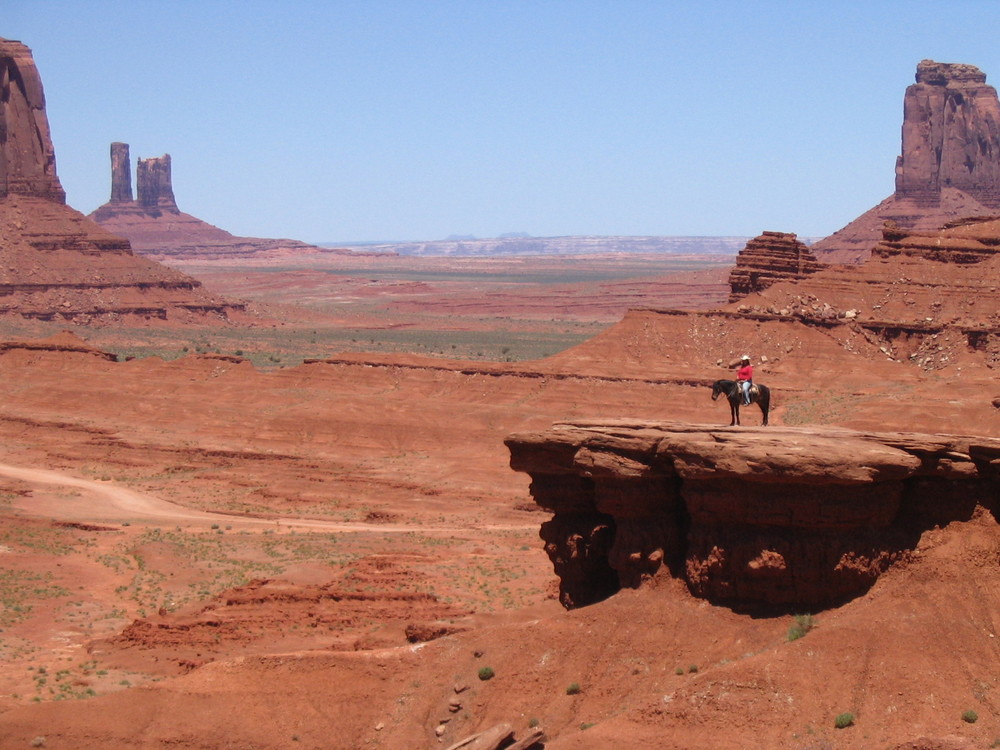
[506,420,1000,613]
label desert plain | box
[0,244,998,749]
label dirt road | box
[0,461,532,533]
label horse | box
[711,379,770,426]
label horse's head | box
[711,380,723,401]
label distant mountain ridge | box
[329,235,773,257]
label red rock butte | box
[814,59,1000,263]
[89,142,351,261]
[0,38,245,324]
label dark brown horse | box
[711,379,770,426]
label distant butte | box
[813,59,1000,263]
[89,143,354,261]
[0,38,245,324]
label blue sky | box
[9,1,1000,243]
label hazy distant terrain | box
[328,235,766,256]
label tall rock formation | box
[109,142,132,203]
[0,37,245,324]
[136,153,177,210]
[895,61,1000,205]
[90,144,349,261]
[0,39,64,202]
[813,60,1000,264]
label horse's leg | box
[732,397,740,426]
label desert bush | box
[688,664,698,673]
[962,709,978,724]
[787,613,816,641]
[478,666,495,681]
[834,712,854,729]
[566,683,581,695]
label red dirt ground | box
[0,254,996,749]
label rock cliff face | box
[90,144,350,261]
[814,60,1000,263]
[109,142,132,204]
[0,38,245,324]
[506,420,1000,611]
[136,154,177,210]
[736,215,1000,371]
[727,231,822,302]
[895,60,1000,205]
[0,38,64,202]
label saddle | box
[748,383,759,400]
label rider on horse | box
[737,355,753,405]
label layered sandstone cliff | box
[0,39,64,202]
[727,231,822,302]
[507,420,1000,611]
[733,216,1000,371]
[90,143,350,261]
[814,60,1000,263]
[0,38,245,323]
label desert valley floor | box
[0,250,997,749]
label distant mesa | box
[0,37,245,324]
[90,143,354,261]
[353,235,750,257]
[814,59,1000,263]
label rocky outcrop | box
[136,153,177,210]
[90,143,351,261]
[0,38,246,324]
[736,214,1000,370]
[109,142,132,204]
[727,231,822,302]
[506,420,1000,611]
[814,60,1000,263]
[895,60,1000,206]
[0,38,65,202]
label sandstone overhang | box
[506,420,1000,611]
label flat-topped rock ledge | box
[505,420,1000,611]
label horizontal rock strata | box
[506,420,1000,611]
[728,231,823,301]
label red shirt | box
[737,364,753,381]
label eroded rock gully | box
[506,420,1000,611]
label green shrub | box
[688,664,698,673]
[477,666,495,681]
[787,613,816,641]
[834,712,854,729]
[962,709,978,724]
[566,683,581,695]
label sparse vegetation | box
[962,709,979,724]
[566,682,581,695]
[688,664,698,673]
[787,613,816,641]
[477,666,495,681]
[834,712,855,729]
